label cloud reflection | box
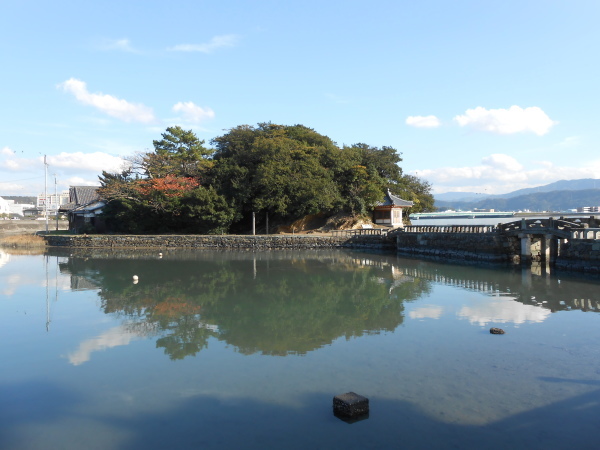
[409,306,444,320]
[67,324,145,365]
[458,298,551,326]
[1,274,22,296]
[0,250,9,269]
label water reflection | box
[4,248,600,448]
[394,258,600,313]
[0,249,9,269]
[32,248,600,363]
[54,249,430,361]
[67,323,148,365]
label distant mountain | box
[434,179,600,211]
[493,178,600,199]
[436,189,600,212]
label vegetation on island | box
[98,124,434,234]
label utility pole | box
[252,211,255,235]
[54,174,58,231]
[44,155,48,233]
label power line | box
[0,175,45,183]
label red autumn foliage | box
[152,298,202,317]
[135,175,200,198]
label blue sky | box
[1,0,598,197]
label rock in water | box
[490,327,505,334]
[333,392,369,418]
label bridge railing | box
[571,228,600,240]
[500,218,587,236]
[330,228,387,237]
[403,225,498,234]
[392,218,600,240]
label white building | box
[0,196,9,216]
[37,191,70,215]
[8,199,35,217]
[577,206,600,213]
[0,197,37,218]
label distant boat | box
[410,211,516,220]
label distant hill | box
[436,189,600,212]
[491,178,600,199]
[435,179,600,212]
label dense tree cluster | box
[98,123,433,234]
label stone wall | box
[555,240,600,273]
[41,231,600,274]
[44,234,396,251]
[396,231,521,263]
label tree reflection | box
[390,258,600,314]
[58,251,430,359]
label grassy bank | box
[0,234,47,249]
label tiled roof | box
[376,190,414,207]
[58,186,101,212]
[70,186,100,206]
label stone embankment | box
[555,240,600,273]
[44,234,396,251]
[41,226,600,274]
[396,231,520,263]
[395,223,600,273]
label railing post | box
[518,232,532,263]
[541,234,553,263]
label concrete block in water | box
[333,392,369,418]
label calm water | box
[2,248,600,449]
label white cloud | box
[0,151,127,195]
[66,176,101,187]
[1,146,14,155]
[98,38,137,53]
[325,93,350,104]
[406,115,441,128]
[557,136,581,148]
[0,182,26,193]
[172,101,215,123]
[418,154,600,194]
[480,154,523,172]
[58,78,156,123]
[454,106,556,136]
[48,152,125,173]
[5,159,24,170]
[0,153,41,172]
[169,34,239,53]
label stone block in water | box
[490,327,505,334]
[333,392,369,418]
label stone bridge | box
[499,217,600,263]
[398,216,600,271]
